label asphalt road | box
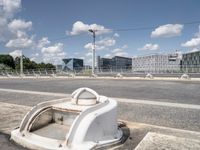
[0,78,199,105]
[0,78,199,149]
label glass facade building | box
[181,51,200,73]
[62,58,83,71]
[97,56,132,72]
[111,56,132,70]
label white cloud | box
[181,25,200,47]
[0,0,35,51]
[68,21,111,35]
[8,19,32,32]
[41,43,63,54]
[41,43,66,64]
[181,37,200,47]
[138,43,159,51]
[85,52,92,57]
[9,50,21,58]
[97,37,115,46]
[0,0,22,41]
[0,0,21,18]
[122,44,128,49]
[112,48,123,53]
[6,36,34,48]
[84,37,115,51]
[114,33,120,37]
[37,37,50,48]
[6,19,34,49]
[104,54,111,58]
[151,24,183,38]
[111,47,129,57]
[114,51,128,57]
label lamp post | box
[20,51,23,76]
[88,29,96,75]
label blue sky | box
[0,0,200,65]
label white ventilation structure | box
[115,73,123,78]
[145,73,153,79]
[181,73,190,80]
[11,87,123,150]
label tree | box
[14,56,55,70]
[0,55,15,69]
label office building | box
[181,51,200,73]
[111,56,132,70]
[132,52,182,73]
[62,58,83,71]
[97,56,132,72]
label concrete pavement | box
[1,101,200,149]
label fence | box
[0,65,200,78]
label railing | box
[0,65,200,78]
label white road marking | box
[0,88,69,97]
[115,97,200,110]
[0,88,200,110]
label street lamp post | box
[88,29,96,75]
[20,51,23,76]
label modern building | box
[97,56,112,71]
[97,56,132,72]
[111,56,132,70]
[132,52,182,73]
[181,51,200,73]
[62,58,83,71]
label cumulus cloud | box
[85,52,92,57]
[37,37,50,48]
[114,33,120,37]
[6,36,34,48]
[138,43,159,51]
[151,24,183,38]
[0,0,21,18]
[112,48,123,53]
[84,37,116,51]
[68,21,111,35]
[181,25,200,47]
[41,43,63,54]
[0,0,22,41]
[9,49,22,58]
[111,48,128,57]
[6,19,34,49]
[181,37,200,47]
[41,43,66,64]
[8,19,32,32]
[0,0,34,50]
